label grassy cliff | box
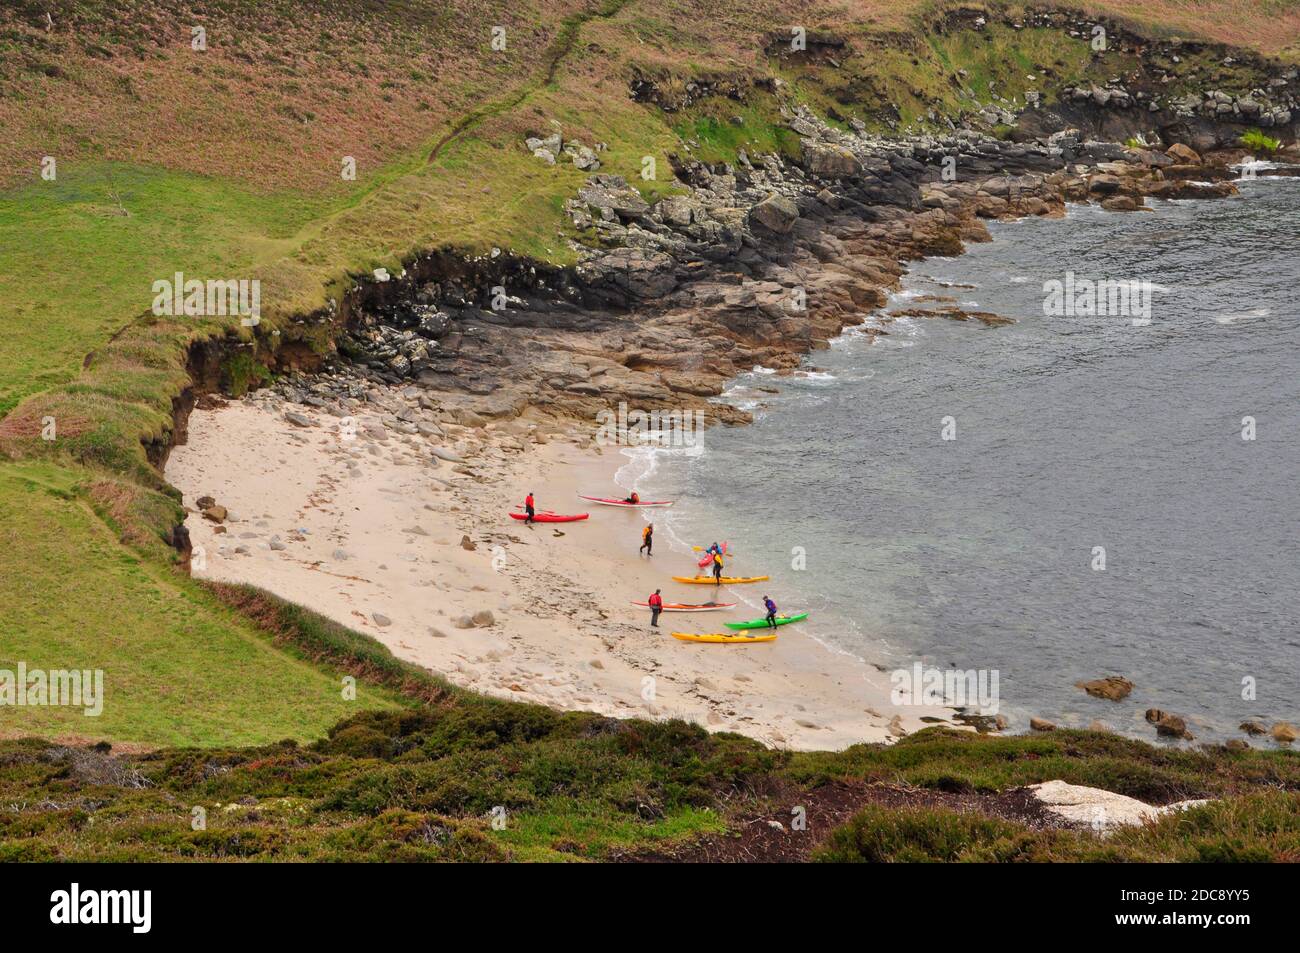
[0,0,1297,858]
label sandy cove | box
[165,388,952,750]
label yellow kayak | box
[672,632,777,644]
[671,575,769,584]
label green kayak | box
[724,612,808,631]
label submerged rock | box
[1146,708,1194,740]
[1076,676,1134,701]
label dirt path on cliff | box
[424,0,636,167]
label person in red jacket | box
[523,492,535,525]
[648,589,663,628]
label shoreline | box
[166,389,955,751]
[163,155,1294,752]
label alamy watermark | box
[152,271,261,326]
[595,402,706,450]
[50,883,150,933]
[1042,271,1153,320]
[0,663,103,716]
[890,662,1000,714]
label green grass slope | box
[0,462,401,747]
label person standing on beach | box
[640,523,653,556]
[524,492,536,525]
[648,589,663,628]
[763,595,779,629]
[712,551,724,583]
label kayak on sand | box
[508,512,589,522]
[629,601,736,611]
[724,612,808,630]
[672,575,769,584]
[579,495,674,507]
[672,632,777,644]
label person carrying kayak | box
[639,522,653,556]
[624,491,640,504]
[763,595,779,629]
[523,492,536,525]
[711,550,724,583]
[648,589,663,628]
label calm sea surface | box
[626,176,1300,741]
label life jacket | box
[525,495,534,508]
[642,526,652,539]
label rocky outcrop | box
[1028,780,1211,835]
[218,9,1296,491]
[314,102,1255,435]
[749,193,800,232]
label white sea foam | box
[794,370,837,385]
[1214,307,1271,325]
[1234,160,1280,177]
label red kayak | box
[509,512,588,523]
[630,601,736,611]
[579,495,675,508]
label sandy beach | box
[165,384,953,751]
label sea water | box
[624,175,1300,741]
